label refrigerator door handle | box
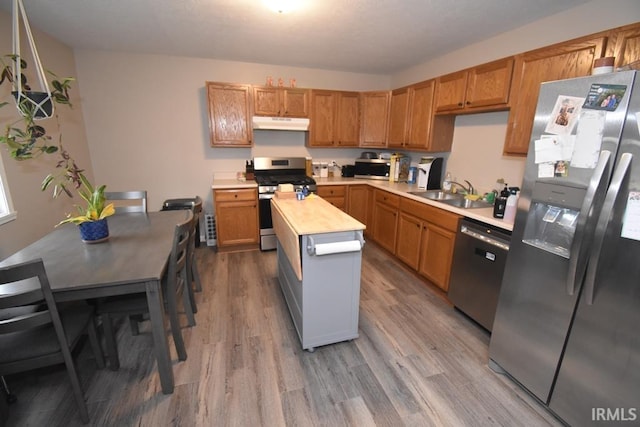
[584,152,632,305]
[566,150,611,296]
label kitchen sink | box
[409,191,492,209]
[439,197,492,209]
[409,190,461,201]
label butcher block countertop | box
[271,194,365,282]
[271,194,365,236]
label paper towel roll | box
[314,240,362,256]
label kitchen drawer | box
[375,190,400,208]
[401,197,461,232]
[214,188,256,202]
[317,185,347,197]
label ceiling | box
[0,0,592,74]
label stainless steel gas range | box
[254,157,316,250]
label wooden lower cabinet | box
[316,185,347,210]
[213,188,259,248]
[418,223,456,291]
[371,190,400,254]
[396,212,422,270]
[397,198,461,292]
[347,185,373,235]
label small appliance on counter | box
[354,158,391,180]
[416,157,443,189]
[341,165,355,177]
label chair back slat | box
[104,190,147,214]
[0,259,68,346]
[166,212,192,294]
[0,285,43,309]
[0,310,52,334]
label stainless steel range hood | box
[252,116,310,131]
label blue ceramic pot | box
[78,218,109,243]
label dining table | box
[0,210,192,394]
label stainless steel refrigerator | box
[489,70,640,426]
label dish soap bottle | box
[503,187,519,222]
[443,172,452,192]
[493,184,510,218]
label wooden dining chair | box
[0,259,105,424]
[188,197,203,293]
[97,211,195,369]
[186,208,202,315]
[104,190,147,214]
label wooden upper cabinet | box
[387,80,454,152]
[360,91,390,147]
[336,92,360,147]
[405,79,436,150]
[307,90,359,147]
[206,82,252,147]
[504,36,607,155]
[434,71,467,112]
[253,86,309,117]
[465,58,514,109]
[387,87,410,148]
[434,58,514,113]
[606,22,640,69]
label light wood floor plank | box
[3,242,561,427]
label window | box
[0,155,16,225]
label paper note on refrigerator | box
[621,191,640,241]
[534,135,576,164]
[571,109,606,169]
[535,136,562,163]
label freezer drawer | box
[448,219,511,332]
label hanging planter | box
[12,90,53,119]
[11,0,54,119]
[0,1,113,237]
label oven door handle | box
[259,193,274,200]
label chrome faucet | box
[450,180,475,195]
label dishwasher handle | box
[460,224,510,252]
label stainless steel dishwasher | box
[448,218,511,332]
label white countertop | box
[212,176,513,232]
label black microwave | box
[354,159,391,180]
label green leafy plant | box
[0,54,114,225]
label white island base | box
[271,195,365,352]
[277,231,363,351]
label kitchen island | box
[271,194,366,352]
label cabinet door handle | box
[234,194,238,198]
[457,102,463,107]
[466,101,471,105]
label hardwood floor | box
[3,242,562,426]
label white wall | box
[391,0,640,194]
[73,52,390,212]
[0,11,92,258]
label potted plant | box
[0,55,115,242]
